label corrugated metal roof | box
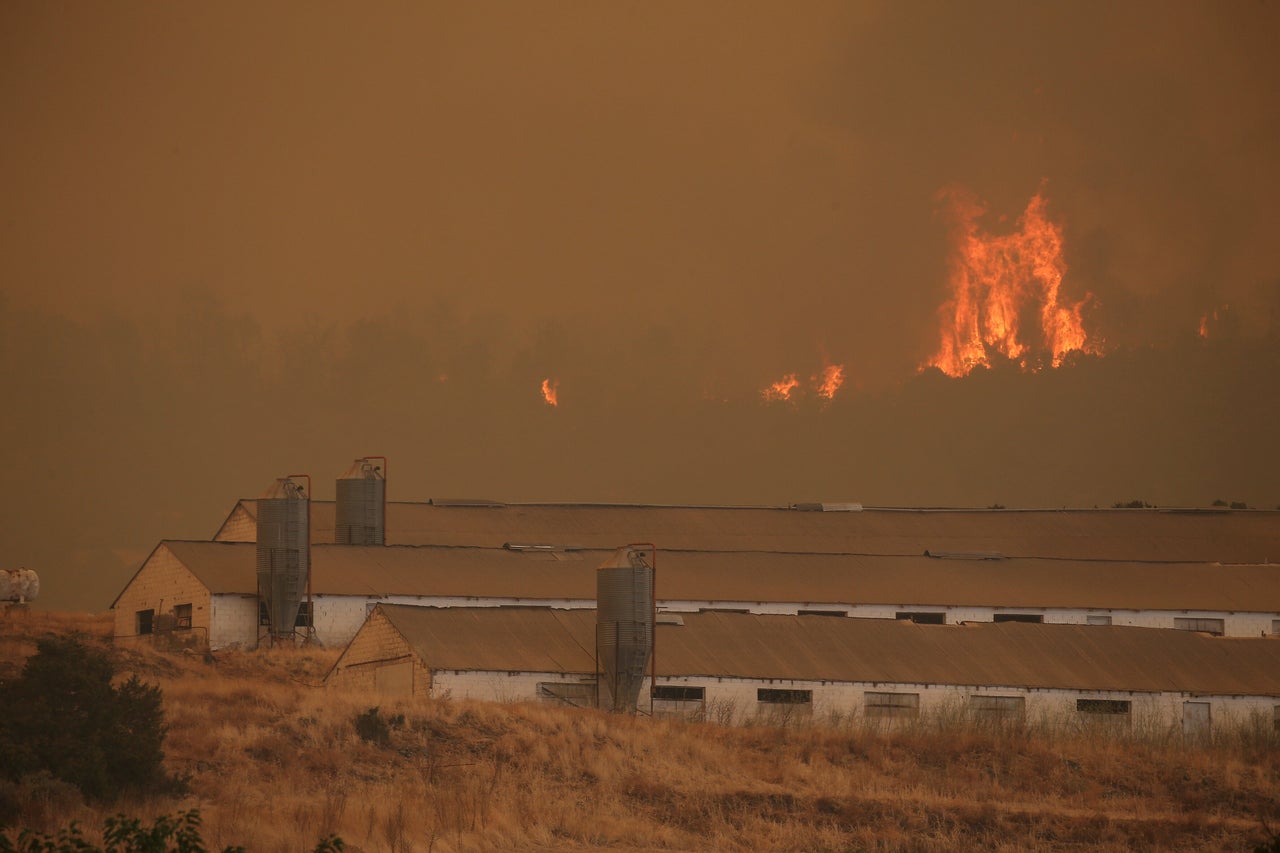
[160,540,1280,612]
[374,604,1280,695]
[219,500,1280,563]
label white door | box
[1182,701,1211,738]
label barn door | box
[1182,701,1211,739]
[374,661,414,698]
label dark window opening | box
[993,613,1044,624]
[653,685,705,702]
[1077,699,1131,715]
[174,603,192,630]
[896,611,946,625]
[969,695,1025,719]
[700,608,749,614]
[1174,617,1224,636]
[538,682,595,708]
[136,609,154,635]
[798,609,847,617]
[258,600,270,627]
[758,688,812,704]
[865,691,920,717]
[295,601,314,628]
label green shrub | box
[0,809,344,853]
[0,637,176,802]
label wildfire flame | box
[813,363,844,401]
[761,373,800,402]
[540,378,559,407]
[926,187,1095,377]
[1199,305,1228,339]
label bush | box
[0,637,176,802]
[354,708,403,747]
[0,809,344,853]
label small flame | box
[926,187,1096,377]
[540,378,559,407]
[761,373,800,402]
[812,363,845,401]
[1199,305,1228,339]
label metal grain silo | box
[596,546,655,713]
[335,458,385,545]
[256,477,309,639]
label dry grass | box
[2,608,1279,851]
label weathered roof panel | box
[214,500,1280,563]
[162,540,1280,613]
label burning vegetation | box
[540,378,559,407]
[759,363,846,404]
[926,187,1097,377]
[760,373,801,403]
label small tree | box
[0,637,173,801]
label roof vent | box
[924,549,1006,560]
[503,542,581,552]
[791,502,863,512]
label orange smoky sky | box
[1,2,1279,610]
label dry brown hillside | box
[1,608,1278,852]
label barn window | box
[1173,617,1224,636]
[173,604,192,629]
[757,688,812,705]
[258,600,270,626]
[993,613,1043,624]
[653,685,705,702]
[969,695,1025,721]
[538,682,595,708]
[1086,614,1112,626]
[135,609,154,635]
[896,612,946,625]
[798,609,847,617]
[294,601,313,628]
[1077,699,1131,716]
[865,692,920,718]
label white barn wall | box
[431,670,593,704]
[204,589,1280,649]
[659,600,1280,637]
[424,669,1280,735]
[209,594,259,649]
[310,594,591,648]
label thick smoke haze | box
[1,2,1278,609]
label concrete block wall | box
[213,504,256,542]
[112,545,212,645]
[208,594,260,649]
[327,608,432,697]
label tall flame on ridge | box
[926,187,1095,377]
[761,373,799,402]
[540,378,559,407]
